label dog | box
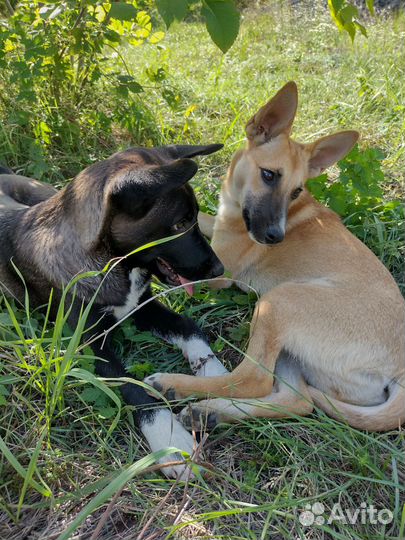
[144,82,405,432]
[0,143,230,479]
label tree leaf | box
[117,75,143,94]
[327,0,344,30]
[109,3,138,22]
[366,0,375,16]
[201,0,240,53]
[343,21,356,42]
[156,0,188,28]
[355,21,368,38]
[340,4,358,23]
[149,31,165,44]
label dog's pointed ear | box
[307,131,359,178]
[245,81,298,145]
[109,158,198,213]
[74,158,198,249]
[158,143,223,159]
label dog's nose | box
[207,259,224,278]
[265,226,285,244]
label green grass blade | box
[0,435,51,497]
[16,427,48,518]
[56,448,185,540]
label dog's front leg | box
[75,306,198,480]
[132,296,228,378]
[144,295,281,400]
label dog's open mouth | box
[156,258,194,296]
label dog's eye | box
[261,168,276,184]
[172,219,188,232]
[291,187,303,200]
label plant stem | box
[4,0,14,16]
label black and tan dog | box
[0,144,229,478]
[144,83,405,432]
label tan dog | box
[145,82,405,432]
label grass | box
[1,2,405,539]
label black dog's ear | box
[72,156,198,250]
[109,158,198,215]
[158,143,223,160]
[71,157,199,250]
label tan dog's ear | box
[307,130,359,178]
[245,81,298,145]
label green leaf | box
[69,369,122,436]
[109,3,138,22]
[117,75,143,94]
[355,21,368,38]
[366,0,375,16]
[340,4,358,23]
[126,362,154,378]
[343,21,356,42]
[201,0,240,53]
[81,386,103,404]
[0,435,51,497]
[104,29,122,44]
[149,31,165,44]
[228,322,250,343]
[0,384,9,396]
[330,0,344,11]
[232,294,250,306]
[328,0,344,30]
[17,429,48,519]
[97,406,117,419]
[156,0,188,28]
[0,313,13,326]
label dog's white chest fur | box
[113,268,149,320]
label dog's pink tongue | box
[178,275,194,296]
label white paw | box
[176,337,229,377]
[141,409,197,480]
[196,356,229,377]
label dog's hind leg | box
[178,354,314,430]
[198,212,216,239]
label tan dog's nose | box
[265,225,285,244]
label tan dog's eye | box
[260,168,276,184]
[291,187,303,200]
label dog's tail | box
[0,165,14,175]
[0,170,58,206]
[308,375,405,432]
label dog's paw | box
[141,409,200,480]
[178,404,219,432]
[194,355,229,377]
[143,373,179,401]
[179,337,228,377]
